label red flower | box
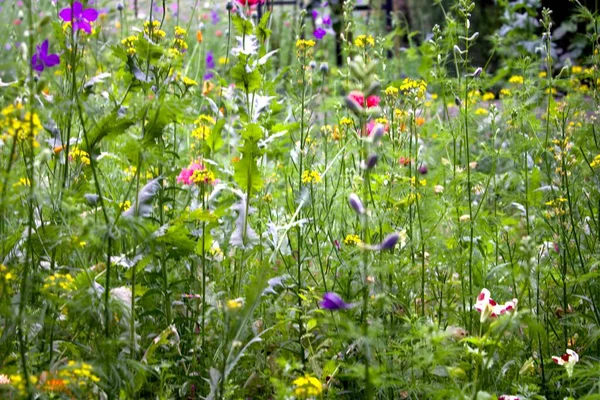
[366,95,380,108]
[236,0,265,6]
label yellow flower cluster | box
[399,78,427,99]
[296,39,316,50]
[58,361,100,385]
[343,234,361,245]
[192,114,215,140]
[301,170,321,184]
[0,264,14,283]
[293,375,322,398]
[384,86,399,98]
[43,272,76,292]
[182,76,198,87]
[226,298,243,311]
[13,178,31,188]
[500,88,511,97]
[0,103,42,143]
[70,147,90,165]
[172,38,188,54]
[191,169,216,184]
[590,154,600,168]
[119,200,132,211]
[482,92,495,101]
[174,26,187,37]
[144,20,166,41]
[123,166,155,181]
[121,35,138,55]
[354,34,375,48]
[474,108,488,116]
[7,374,38,396]
[508,75,524,84]
[339,117,353,126]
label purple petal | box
[78,20,92,33]
[377,232,399,251]
[31,54,44,72]
[348,193,365,215]
[58,7,72,21]
[82,8,98,22]
[72,1,83,17]
[320,292,350,310]
[40,39,49,58]
[44,54,60,67]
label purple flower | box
[377,232,400,250]
[320,292,351,310]
[31,39,60,73]
[314,28,326,40]
[59,1,98,34]
[348,193,365,215]
[418,164,428,175]
[211,9,220,24]
[311,10,319,20]
[206,51,215,69]
[322,14,331,26]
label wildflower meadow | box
[0,0,599,398]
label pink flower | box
[366,120,388,137]
[499,396,520,400]
[236,0,265,6]
[348,91,364,107]
[366,95,380,108]
[177,162,204,185]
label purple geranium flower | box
[311,9,319,20]
[59,1,98,34]
[320,292,351,310]
[31,39,60,73]
[322,14,331,26]
[314,28,326,40]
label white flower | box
[552,349,579,377]
[231,35,259,57]
[0,374,10,385]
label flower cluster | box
[292,374,322,398]
[347,91,380,109]
[177,161,216,185]
[301,170,321,184]
[0,103,42,143]
[474,289,517,322]
[399,78,427,99]
[343,234,361,245]
[69,147,91,165]
[354,34,375,48]
[144,20,166,42]
[121,35,139,56]
[296,39,316,50]
[58,361,101,385]
[192,114,216,140]
[42,272,76,292]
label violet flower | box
[314,28,326,40]
[320,292,351,310]
[348,193,365,215]
[204,51,215,80]
[31,39,60,73]
[59,1,98,34]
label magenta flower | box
[59,1,98,34]
[31,40,60,73]
[320,292,351,310]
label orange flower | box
[196,30,203,43]
[202,81,215,95]
[415,117,425,126]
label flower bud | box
[418,164,428,175]
[319,62,329,74]
[365,153,378,169]
[344,95,364,115]
[226,1,233,10]
[309,60,317,69]
[455,96,462,107]
[348,193,365,215]
[370,123,385,142]
[377,232,400,250]
[117,2,124,11]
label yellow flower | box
[339,117,353,126]
[70,147,91,165]
[301,170,321,184]
[590,155,600,168]
[399,78,427,99]
[293,375,322,398]
[192,125,211,140]
[218,56,228,65]
[343,234,361,245]
[539,71,547,78]
[384,86,399,97]
[474,107,488,116]
[191,169,216,184]
[13,177,31,187]
[572,66,582,74]
[195,115,216,125]
[500,88,512,97]
[119,200,132,211]
[182,76,198,87]
[296,39,316,50]
[482,92,495,101]
[508,75,524,84]
[174,26,187,37]
[226,298,243,310]
[354,34,375,48]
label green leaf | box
[206,119,225,151]
[232,14,253,35]
[233,154,263,192]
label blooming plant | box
[0,0,599,399]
